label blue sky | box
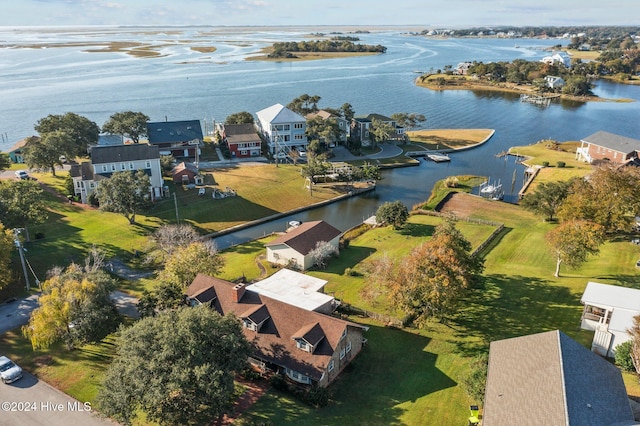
[2,0,639,27]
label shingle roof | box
[90,143,159,164]
[147,120,203,144]
[171,161,199,175]
[582,131,640,154]
[223,123,260,144]
[69,161,94,181]
[187,274,366,381]
[256,103,305,124]
[265,221,341,256]
[483,330,634,426]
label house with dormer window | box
[187,274,367,387]
[255,103,307,155]
[70,143,163,203]
[147,119,203,160]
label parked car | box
[0,356,23,384]
[14,170,29,180]
[298,149,307,157]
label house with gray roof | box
[186,274,367,387]
[580,281,640,357]
[576,131,640,164]
[350,113,405,147]
[483,330,635,426]
[255,103,307,155]
[265,220,341,270]
[70,143,163,203]
[147,119,203,160]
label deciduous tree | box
[0,223,14,291]
[22,262,119,350]
[102,111,150,143]
[225,111,254,124]
[520,180,571,221]
[145,223,202,264]
[287,94,321,116]
[369,118,394,148]
[34,112,99,155]
[366,219,484,325]
[375,201,409,229]
[23,131,75,175]
[95,306,252,426]
[95,170,152,224]
[0,153,10,171]
[390,112,427,131]
[158,241,224,289]
[309,241,338,270]
[545,220,605,277]
[0,179,48,240]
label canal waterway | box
[1,27,639,248]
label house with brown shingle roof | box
[265,220,341,270]
[219,123,262,158]
[187,274,368,387]
[483,330,634,426]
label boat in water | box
[426,153,451,162]
[479,180,504,200]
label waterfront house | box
[187,274,368,387]
[246,268,338,314]
[580,281,640,357]
[147,119,203,160]
[266,220,341,270]
[7,136,38,163]
[540,52,570,67]
[305,110,349,146]
[575,131,640,164]
[350,113,404,147]
[544,75,565,90]
[483,330,634,426]
[219,123,262,158]
[70,143,163,203]
[255,104,307,155]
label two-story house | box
[70,143,163,203]
[146,119,203,160]
[305,110,349,147]
[350,113,404,147]
[255,104,307,155]
[218,123,262,158]
[187,274,368,387]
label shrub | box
[615,340,636,372]
[542,161,549,167]
[557,161,565,168]
[304,385,330,407]
[269,373,288,391]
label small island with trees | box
[251,36,387,61]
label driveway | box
[0,294,40,334]
[330,143,403,162]
[0,372,115,426]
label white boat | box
[427,153,451,162]
[480,181,504,200]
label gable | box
[266,221,341,256]
[256,103,305,124]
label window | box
[102,165,107,172]
[346,341,352,352]
[296,340,310,352]
[294,123,303,129]
[129,162,134,169]
[76,181,81,188]
[240,150,248,156]
[89,182,95,189]
[294,134,304,141]
[145,161,151,169]
[340,348,346,360]
[283,135,290,142]
[340,329,347,340]
[111,164,116,171]
[120,163,125,170]
[328,360,335,372]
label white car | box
[0,356,23,384]
[14,170,29,180]
[275,151,288,159]
[298,149,307,157]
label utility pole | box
[13,229,30,291]
[173,192,179,224]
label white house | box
[71,143,163,204]
[580,281,640,357]
[541,52,570,67]
[266,220,341,270]
[544,75,565,90]
[255,103,307,155]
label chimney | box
[232,283,245,303]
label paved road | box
[0,295,40,334]
[0,372,116,426]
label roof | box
[256,103,305,124]
[187,274,366,381]
[147,120,203,144]
[581,282,640,332]
[306,110,336,120]
[90,143,159,164]
[582,131,640,154]
[8,136,37,153]
[265,220,341,256]
[247,268,333,312]
[483,330,634,426]
[171,161,199,175]
[354,113,394,123]
[223,123,260,144]
[69,161,94,181]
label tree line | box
[268,39,386,58]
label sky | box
[1,0,639,27]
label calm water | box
[1,26,639,247]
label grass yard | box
[407,129,494,151]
